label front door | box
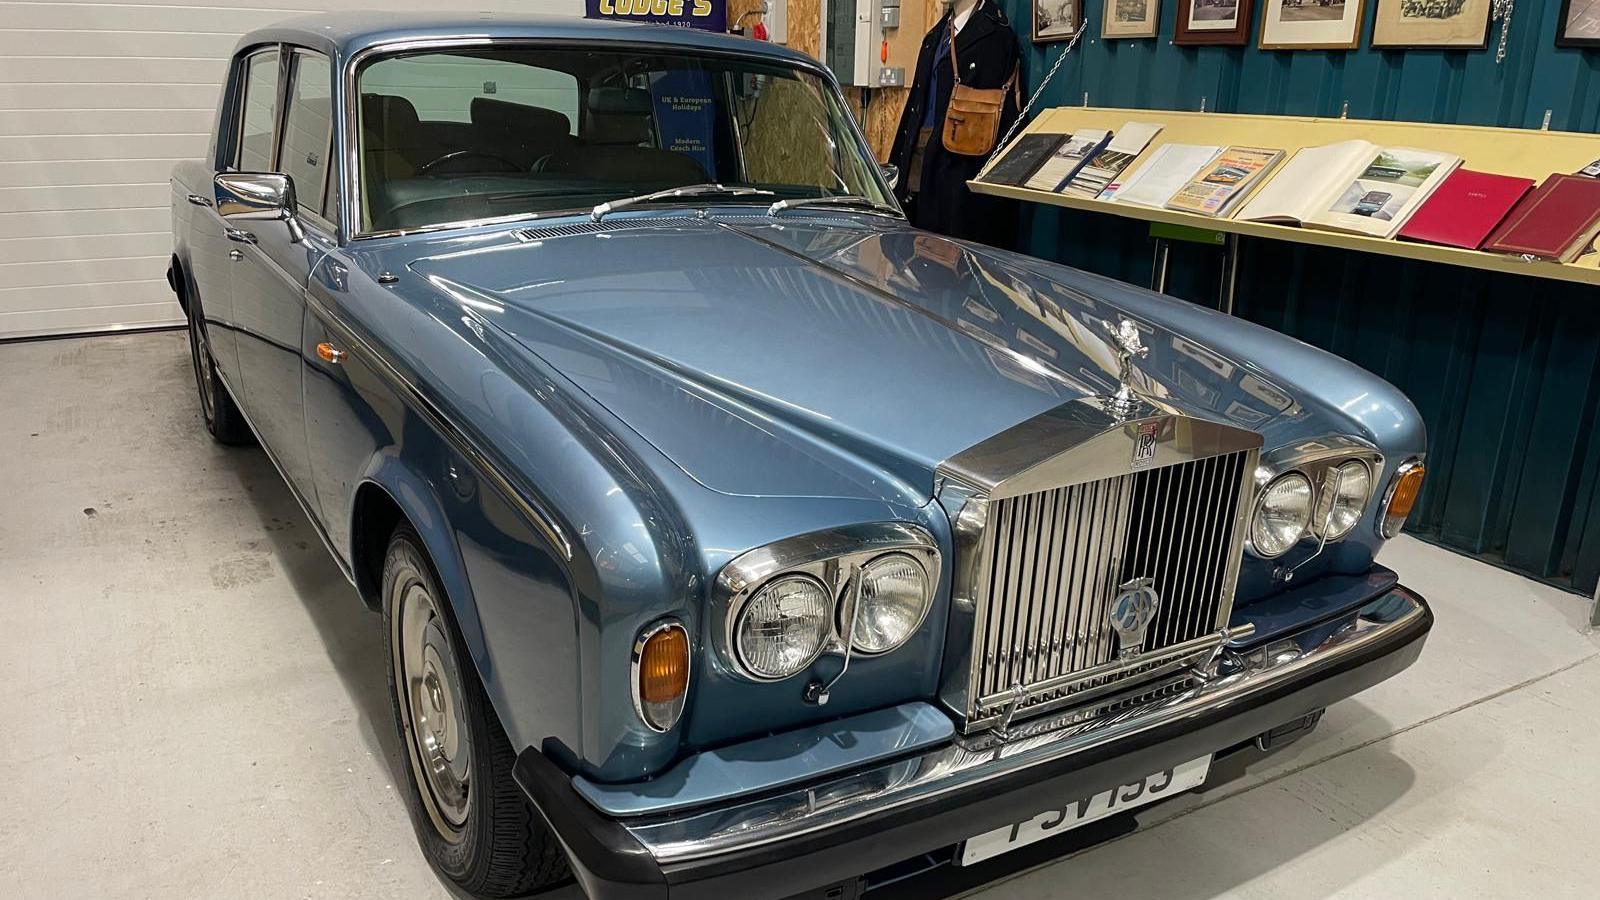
[228,47,336,504]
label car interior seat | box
[539,86,707,183]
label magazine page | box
[1112,144,1224,208]
[1023,128,1112,192]
[1235,140,1375,223]
[1305,147,1462,238]
[1164,147,1284,217]
[1065,122,1164,198]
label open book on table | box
[1235,140,1461,238]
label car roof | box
[236,11,819,70]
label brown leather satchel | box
[941,21,1018,158]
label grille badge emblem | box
[1133,420,1160,468]
[1109,576,1160,659]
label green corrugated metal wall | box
[993,0,1600,595]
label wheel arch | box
[346,467,485,670]
[344,451,588,761]
[168,251,192,316]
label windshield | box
[354,46,891,233]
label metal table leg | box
[1217,233,1241,316]
[1150,238,1171,294]
[1589,577,1599,628]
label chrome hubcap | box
[394,579,471,838]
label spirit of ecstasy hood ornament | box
[1101,317,1149,418]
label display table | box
[969,106,1600,290]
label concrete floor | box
[3,330,1597,899]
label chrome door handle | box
[224,227,257,244]
[228,249,243,262]
[316,342,346,365]
[186,193,212,207]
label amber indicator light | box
[1384,463,1425,532]
[639,626,689,705]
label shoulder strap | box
[948,16,961,85]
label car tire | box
[382,525,569,897]
[184,289,251,446]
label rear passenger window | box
[236,49,280,172]
[280,49,334,219]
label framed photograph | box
[1259,0,1368,49]
[1176,0,1254,44]
[1372,0,1491,48]
[1557,0,1600,47]
[1034,0,1082,43]
[1104,0,1161,38]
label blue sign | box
[585,0,727,32]
[649,70,718,176]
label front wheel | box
[382,526,568,896]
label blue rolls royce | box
[167,13,1433,899]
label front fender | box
[353,458,480,657]
[345,434,593,772]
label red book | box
[1398,169,1534,250]
[1483,174,1600,263]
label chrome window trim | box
[1377,457,1426,539]
[338,36,891,242]
[232,44,285,173]
[631,619,690,733]
[712,523,940,683]
[282,46,337,222]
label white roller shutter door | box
[0,0,582,338]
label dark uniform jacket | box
[887,0,1022,247]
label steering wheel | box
[415,150,524,176]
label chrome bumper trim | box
[967,623,1257,731]
[625,589,1427,865]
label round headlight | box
[1252,472,1313,558]
[1315,460,1371,540]
[848,553,932,654]
[734,575,831,680]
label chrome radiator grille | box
[966,450,1253,727]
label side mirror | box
[214,172,303,242]
[879,163,900,190]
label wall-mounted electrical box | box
[765,0,788,44]
[823,0,903,88]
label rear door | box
[228,47,336,503]
[187,46,284,382]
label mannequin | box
[887,0,1022,246]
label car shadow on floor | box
[226,444,409,787]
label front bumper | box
[514,585,1432,900]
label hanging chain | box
[989,24,1089,159]
[1491,0,1514,64]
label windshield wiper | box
[591,183,774,222]
[766,195,903,218]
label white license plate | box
[957,755,1212,866]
